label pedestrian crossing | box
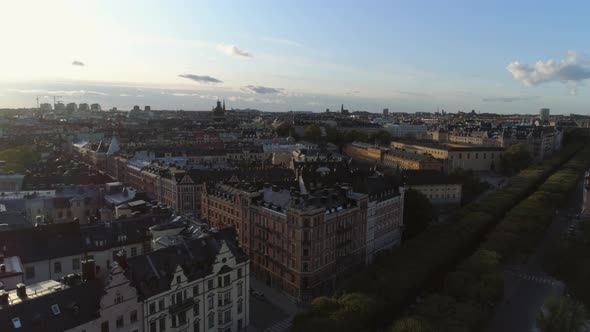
[506,270,562,287]
[264,317,292,332]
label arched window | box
[192,318,200,332]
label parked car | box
[250,288,265,301]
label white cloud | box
[217,43,252,58]
[72,60,85,66]
[506,51,590,87]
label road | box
[487,177,585,332]
[248,277,304,332]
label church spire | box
[222,99,226,111]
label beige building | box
[390,141,504,172]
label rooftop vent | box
[16,283,26,298]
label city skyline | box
[2,0,590,114]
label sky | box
[1,0,590,114]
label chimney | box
[16,283,26,298]
[0,290,8,306]
[81,259,96,281]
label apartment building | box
[203,180,370,302]
[0,228,249,332]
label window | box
[176,275,181,285]
[173,291,183,305]
[159,317,166,331]
[208,312,215,328]
[193,285,199,296]
[149,321,156,332]
[237,268,242,279]
[223,275,230,286]
[54,261,62,274]
[238,299,243,314]
[25,266,35,279]
[130,247,137,257]
[193,319,200,332]
[208,294,214,309]
[72,258,80,270]
[178,310,187,325]
[207,279,213,290]
[101,321,110,332]
[159,299,165,310]
[223,292,231,305]
[130,310,138,323]
[224,310,231,323]
[149,302,156,315]
[114,291,123,304]
[237,282,243,297]
[116,315,124,329]
[217,276,222,287]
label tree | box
[369,130,394,146]
[276,124,293,137]
[304,124,322,142]
[391,317,434,332]
[403,189,434,240]
[536,296,588,332]
[499,144,532,175]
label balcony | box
[168,298,195,314]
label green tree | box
[536,296,588,332]
[304,124,322,142]
[275,124,293,137]
[403,189,434,240]
[369,130,394,146]
[499,143,532,175]
[391,317,434,332]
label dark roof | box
[0,280,102,332]
[0,222,83,263]
[126,228,247,300]
[80,215,167,252]
[0,213,170,263]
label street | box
[487,177,585,332]
[248,276,304,332]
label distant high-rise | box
[383,108,389,117]
[78,103,90,111]
[66,103,77,111]
[54,102,66,111]
[341,104,349,115]
[90,103,101,111]
[144,105,151,111]
[39,103,52,111]
[540,108,550,121]
[132,105,141,111]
